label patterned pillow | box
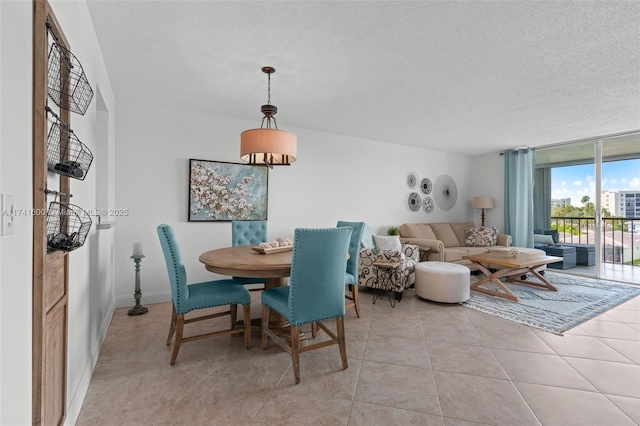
[465,226,498,247]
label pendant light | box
[240,67,297,167]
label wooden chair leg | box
[337,317,348,370]
[311,322,318,338]
[170,314,185,365]
[261,304,269,350]
[230,304,238,328]
[291,325,301,384]
[353,284,361,318]
[243,304,251,349]
[166,305,177,345]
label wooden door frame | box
[33,1,71,424]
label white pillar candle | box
[132,242,144,257]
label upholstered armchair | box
[358,243,420,299]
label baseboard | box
[115,289,171,309]
[64,300,115,426]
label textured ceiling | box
[86,1,640,156]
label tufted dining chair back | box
[232,220,268,246]
[157,223,189,311]
[231,220,268,288]
[336,221,365,317]
[287,227,352,325]
[261,227,352,383]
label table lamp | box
[473,196,494,226]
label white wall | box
[47,1,118,424]
[113,100,479,306]
[0,1,117,424]
[471,152,506,229]
[1,1,35,424]
[0,3,4,422]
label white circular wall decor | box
[420,178,432,194]
[422,196,434,213]
[407,172,418,188]
[433,174,457,211]
[408,192,421,211]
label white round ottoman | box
[414,262,470,303]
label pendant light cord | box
[267,72,271,106]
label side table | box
[418,247,431,262]
[372,260,401,307]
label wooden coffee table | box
[463,251,562,302]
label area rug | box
[463,272,640,335]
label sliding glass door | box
[534,131,640,281]
[600,134,640,282]
[535,141,597,276]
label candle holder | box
[128,255,148,316]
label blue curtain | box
[533,167,552,231]
[504,148,535,248]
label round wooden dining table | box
[199,246,304,342]
[199,245,292,286]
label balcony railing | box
[550,216,640,266]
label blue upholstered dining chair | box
[336,221,365,318]
[261,227,352,384]
[231,220,268,289]
[157,224,252,365]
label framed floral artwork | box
[188,159,268,221]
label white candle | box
[133,242,144,257]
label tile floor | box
[77,285,640,425]
[570,263,640,286]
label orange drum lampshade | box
[240,128,297,166]
[240,66,297,166]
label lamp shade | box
[240,128,297,165]
[472,196,494,209]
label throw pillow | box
[534,234,555,245]
[465,226,498,247]
[361,223,377,249]
[373,235,402,251]
[535,229,559,243]
[544,230,560,243]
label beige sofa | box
[399,222,517,271]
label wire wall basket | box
[47,42,94,115]
[47,119,93,180]
[46,202,92,252]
